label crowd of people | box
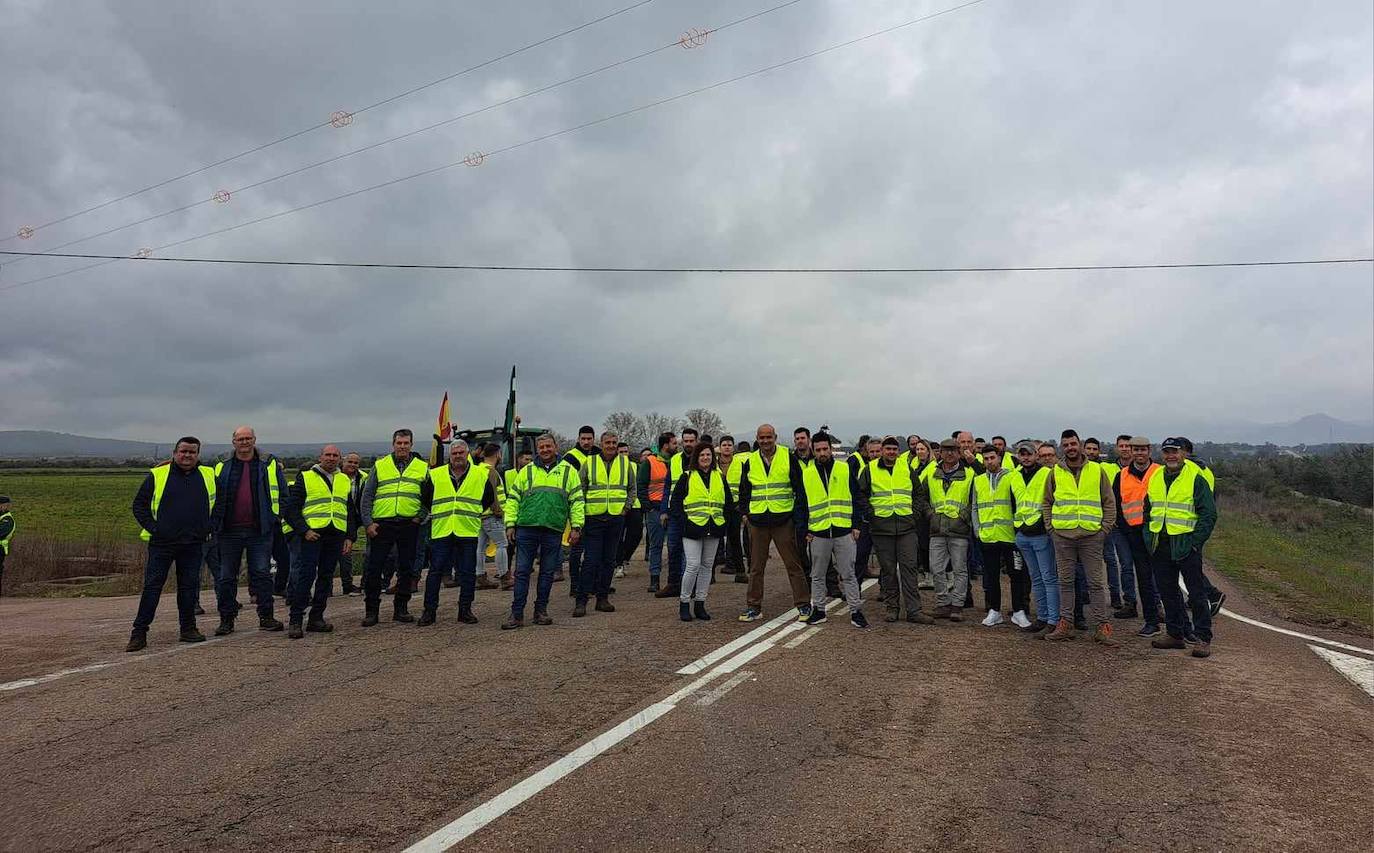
[120,422,1222,658]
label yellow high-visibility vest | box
[1147,465,1200,535]
[140,464,216,542]
[1051,462,1104,532]
[372,454,428,519]
[301,468,350,532]
[428,464,487,538]
[801,461,853,532]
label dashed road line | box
[694,670,756,707]
[783,626,823,648]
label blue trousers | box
[1106,527,1137,606]
[215,529,274,620]
[426,535,477,612]
[644,510,666,578]
[577,515,625,601]
[289,533,343,622]
[1015,532,1058,624]
[512,527,561,618]
[134,542,203,631]
[666,516,684,585]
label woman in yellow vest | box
[671,443,735,622]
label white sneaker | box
[613,566,626,579]
[981,609,1004,627]
[1010,610,1032,629]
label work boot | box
[553,570,565,582]
[125,628,148,652]
[734,573,748,583]
[500,577,515,591]
[1021,618,1048,634]
[194,604,206,616]
[654,585,681,599]
[305,616,333,633]
[1044,618,1075,641]
[179,627,206,643]
[361,606,380,627]
[287,621,304,640]
[1152,634,1186,650]
[647,577,660,593]
[457,606,479,624]
[385,582,398,595]
[693,601,711,621]
[1074,616,1088,631]
[932,605,953,620]
[476,574,499,590]
[1113,602,1138,619]
[595,596,615,613]
[1092,622,1117,646]
[532,610,552,626]
[501,615,524,630]
[410,577,420,593]
[1191,642,1212,658]
[948,608,964,623]
[906,611,936,625]
[572,600,588,618]
[259,616,284,632]
[393,607,415,624]
[416,609,437,627]
[680,602,693,622]
[884,610,900,623]
[442,577,458,589]
[214,617,235,636]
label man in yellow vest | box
[497,449,532,590]
[338,451,366,596]
[475,443,509,590]
[1146,438,1220,657]
[850,436,881,580]
[504,433,585,629]
[577,430,632,616]
[972,445,1031,628]
[918,438,976,621]
[1179,436,1226,618]
[280,445,356,638]
[643,434,675,591]
[562,425,597,592]
[656,427,699,599]
[359,428,428,626]
[1040,429,1118,644]
[128,437,216,651]
[1085,436,1128,612]
[210,425,289,636]
[798,433,868,628]
[736,423,811,622]
[0,495,12,597]
[615,441,643,581]
[417,440,501,626]
[857,436,932,624]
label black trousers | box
[0,550,6,595]
[364,520,419,610]
[272,527,292,594]
[618,508,643,566]
[978,539,1029,614]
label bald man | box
[281,445,357,638]
[735,424,810,622]
[210,425,288,635]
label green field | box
[0,470,148,543]
[1207,489,1372,633]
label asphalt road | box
[1,557,1370,852]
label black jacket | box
[132,465,213,545]
[670,469,737,539]
[736,450,806,528]
[282,466,360,541]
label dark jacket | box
[917,463,975,538]
[132,465,213,544]
[282,466,360,541]
[210,452,287,537]
[670,469,737,539]
[856,459,919,536]
[736,449,806,528]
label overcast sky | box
[1,0,1371,446]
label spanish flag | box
[429,392,453,467]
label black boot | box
[361,605,379,627]
[647,577,660,593]
[457,606,479,625]
[287,621,304,639]
[179,627,206,643]
[693,601,711,621]
[214,617,234,636]
[572,600,588,618]
[305,616,333,633]
[259,616,284,632]
[125,628,148,652]
[595,596,615,613]
[416,609,436,627]
[393,606,415,623]
[679,602,693,622]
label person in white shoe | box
[797,433,869,629]
[972,445,1031,628]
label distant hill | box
[0,430,394,460]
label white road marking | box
[693,670,755,707]
[1308,645,1374,698]
[784,626,823,648]
[1172,577,1373,657]
[0,630,254,694]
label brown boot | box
[1191,642,1212,658]
[906,611,936,625]
[500,576,515,591]
[932,604,954,620]
[1091,622,1117,646]
[1044,618,1075,641]
[475,574,499,590]
[947,608,964,623]
[1151,633,1186,650]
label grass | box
[1207,487,1373,634]
[0,470,148,543]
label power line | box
[0,0,807,269]
[3,0,993,293]
[0,0,661,245]
[3,249,1368,276]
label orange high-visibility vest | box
[1117,463,1161,527]
[646,456,669,503]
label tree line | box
[1214,445,1372,508]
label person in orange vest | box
[1113,436,1163,636]
[639,433,674,592]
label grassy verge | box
[1207,487,1372,634]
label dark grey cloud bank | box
[1,0,1370,445]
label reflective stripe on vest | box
[683,469,726,527]
[1147,465,1200,535]
[429,464,487,538]
[1118,463,1160,527]
[724,454,747,503]
[866,459,913,518]
[801,461,853,532]
[1009,466,1050,528]
[301,468,350,532]
[141,464,217,541]
[1051,462,1104,532]
[1187,459,1216,490]
[928,466,973,519]
[0,511,13,555]
[973,471,1015,543]
[372,455,428,519]
[479,462,505,517]
[628,459,641,509]
[584,454,630,516]
[747,447,794,515]
[214,457,281,517]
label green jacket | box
[504,458,585,532]
[1145,470,1217,560]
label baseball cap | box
[1160,437,1184,450]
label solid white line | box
[1171,577,1373,657]
[1308,645,1374,698]
[0,631,254,694]
[693,670,755,707]
[784,626,823,649]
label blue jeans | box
[577,515,625,601]
[666,517,684,586]
[215,529,274,620]
[567,539,584,592]
[512,527,562,618]
[134,542,204,631]
[1015,532,1058,624]
[426,535,477,612]
[477,516,509,577]
[289,533,343,622]
[1106,527,1137,606]
[644,510,666,579]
